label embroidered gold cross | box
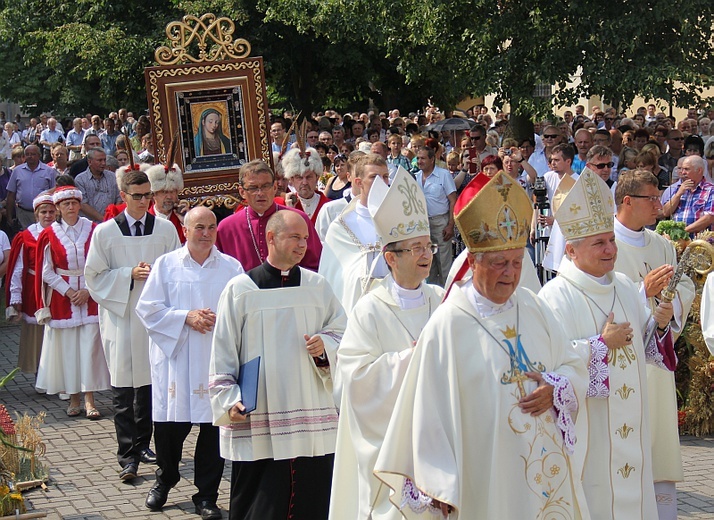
[569,203,581,214]
[193,384,209,399]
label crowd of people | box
[0,101,713,520]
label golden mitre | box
[554,168,615,241]
[454,171,533,253]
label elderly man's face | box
[290,170,318,199]
[566,232,617,278]
[680,157,705,184]
[184,208,217,256]
[154,189,178,214]
[469,248,524,304]
[319,132,333,146]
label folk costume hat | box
[146,132,184,193]
[33,193,54,210]
[52,186,82,204]
[281,117,322,179]
[554,167,614,241]
[454,171,532,253]
[367,166,430,246]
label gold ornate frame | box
[145,14,270,208]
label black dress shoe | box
[119,463,138,481]
[194,501,222,520]
[140,448,157,464]
[145,482,171,511]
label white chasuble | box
[539,258,658,520]
[330,276,444,520]
[135,246,244,423]
[319,200,387,315]
[374,286,588,519]
[209,269,346,462]
[85,217,180,387]
[615,227,694,483]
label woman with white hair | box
[35,186,110,418]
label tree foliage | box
[262,0,714,116]
[1,0,711,117]
[0,0,181,114]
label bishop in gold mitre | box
[374,172,590,519]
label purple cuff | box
[401,478,443,515]
[646,327,677,371]
[542,372,578,454]
[587,335,610,398]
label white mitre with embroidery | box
[367,166,430,246]
[555,167,615,240]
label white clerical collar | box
[390,278,425,310]
[582,270,610,285]
[355,201,371,218]
[299,193,319,217]
[614,217,646,247]
[462,283,514,318]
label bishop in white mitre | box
[374,172,589,519]
[612,169,694,520]
[330,170,444,520]
[135,207,243,517]
[539,168,677,520]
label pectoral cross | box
[193,384,209,399]
[168,382,176,398]
[503,367,528,399]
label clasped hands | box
[186,308,216,334]
[65,288,90,306]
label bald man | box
[136,206,243,517]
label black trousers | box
[112,384,152,467]
[229,454,334,520]
[154,421,224,505]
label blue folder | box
[237,356,261,414]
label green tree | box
[0,0,181,115]
[262,0,714,132]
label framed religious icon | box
[145,14,271,207]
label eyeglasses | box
[126,191,153,200]
[590,161,614,169]
[389,244,438,256]
[542,134,559,139]
[628,194,661,203]
[241,182,274,194]
[605,118,614,121]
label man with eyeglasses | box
[85,169,181,482]
[330,169,444,520]
[613,169,695,520]
[528,125,561,176]
[216,159,322,272]
[661,155,714,235]
[270,119,292,153]
[586,145,616,188]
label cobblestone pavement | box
[2,322,714,519]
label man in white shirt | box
[136,207,243,518]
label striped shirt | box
[660,179,714,230]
